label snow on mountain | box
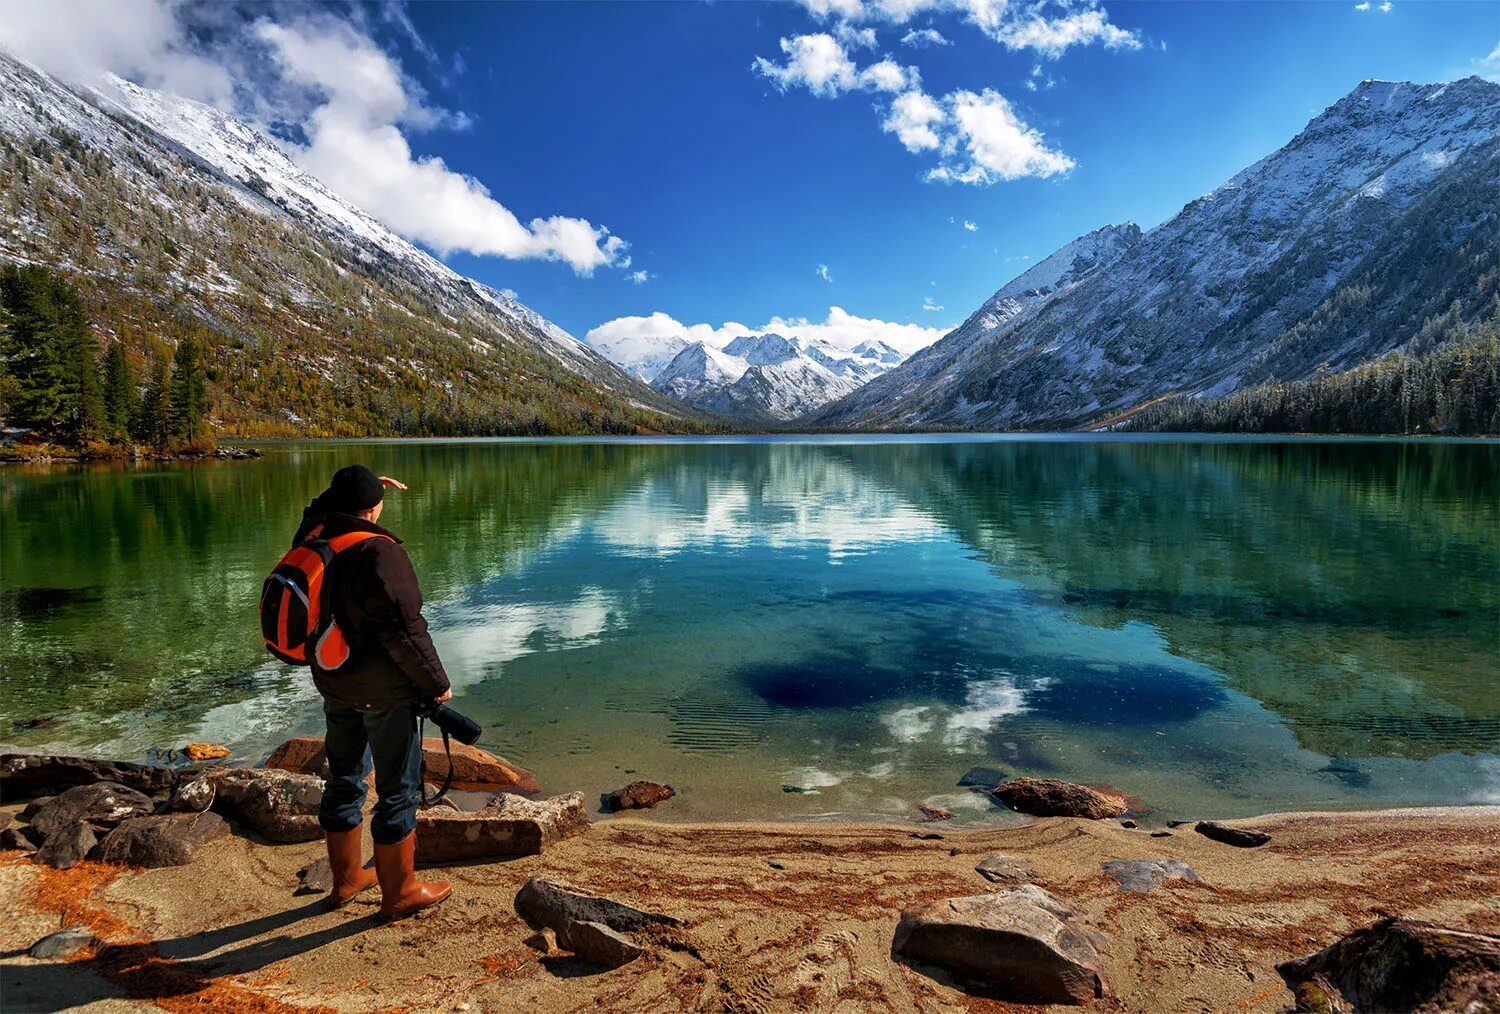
[811,77,1500,430]
[649,332,905,421]
[584,331,692,383]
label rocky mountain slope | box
[0,49,703,436]
[810,77,1500,430]
[650,333,906,421]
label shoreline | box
[3,800,1496,1011]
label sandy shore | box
[2,805,1498,1013]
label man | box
[295,463,452,920]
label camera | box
[419,701,482,746]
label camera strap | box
[418,716,456,807]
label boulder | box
[265,736,540,794]
[1276,918,1500,1013]
[1195,821,1270,848]
[28,782,154,837]
[295,857,334,895]
[524,927,560,954]
[602,781,675,812]
[956,767,1007,789]
[0,811,11,832]
[29,926,96,959]
[169,776,215,813]
[1,826,38,852]
[1101,859,1203,893]
[893,885,1108,1005]
[415,793,589,862]
[95,812,230,868]
[568,920,648,969]
[974,853,1037,886]
[0,754,177,799]
[182,743,230,762]
[211,768,323,843]
[34,820,98,870]
[516,876,681,942]
[991,778,1128,820]
[20,796,53,821]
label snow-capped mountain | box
[648,332,908,421]
[811,77,1500,430]
[583,331,692,383]
[0,48,695,434]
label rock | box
[568,920,648,969]
[524,927,559,954]
[602,781,675,812]
[0,753,177,799]
[782,784,817,794]
[96,812,230,868]
[1276,917,1500,1013]
[1150,831,1173,838]
[516,876,681,942]
[893,885,1108,1004]
[265,736,540,794]
[991,778,1129,820]
[295,857,334,895]
[909,831,944,841]
[415,793,588,862]
[182,743,230,762]
[34,820,98,869]
[1195,820,1271,848]
[1101,859,1203,893]
[0,812,10,832]
[918,804,953,822]
[28,782,154,837]
[956,766,1007,789]
[170,776,215,813]
[974,853,1037,886]
[1118,819,1138,829]
[29,926,96,959]
[1,826,38,852]
[20,796,53,821]
[211,768,324,843]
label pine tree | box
[133,356,169,447]
[101,341,134,441]
[167,335,208,445]
[0,264,103,445]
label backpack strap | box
[419,716,456,807]
[325,530,393,553]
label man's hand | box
[378,476,407,491]
[434,688,453,705]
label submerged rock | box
[182,743,230,762]
[603,781,675,812]
[414,792,589,862]
[956,767,1007,789]
[974,853,1037,885]
[1276,917,1500,1013]
[34,820,97,869]
[1101,859,1203,893]
[516,876,681,943]
[212,768,323,843]
[28,782,154,837]
[991,778,1129,820]
[893,885,1109,1004]
[918,804,954,823]
[0,753,178,798]
[569,920,649,969]
[96,812,230,867]
[265,736,540,794]
[1195,820,1271,848]
[29,926,96,959]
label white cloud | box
[963,219,978,231]
[1354,2,1371,9]
[883,89,947,151]
[817,263,835,282]
[628,270,652,284]
[900,27,951,47]
[860,58,915,92]
[836,22,879,48]
[928,88,1075,184]
[1,1,629,277]
[991,8,1141,58]
[754,32,918,98]
[1477,42,1500,82]
[923,295,945,311]
[1025,62,1058,91]
[586,307,948,358]
[1379,1,1392,10]
[791,0,1141,57]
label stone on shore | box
[170,776,215,813]
[182,743,230,762]
[34,820,97,869]
[516,876,681,943]
[974,853,1037,885]
[991,778,1129,820]
[212,768,323,843]
[603,781,675,812]
[893,885,1109,1005]
[0,811,11,832]
[295,857,335,895]
[1276,917,1500,1013]
[415,793,589,862]
[265,736,540,794]
[568,920,648,969]
[1,826,38,852]
[1195,820,1271,848]
[29,926,96,959]
[0,753,178,798]
[1101,859,1203,893]
[28,782,154,837]
[96,812,230,868]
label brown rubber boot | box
[325,827,378,909]
[373,830,451,922]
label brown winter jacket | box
[293,496,451,708]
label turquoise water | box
[2,436,1496,822]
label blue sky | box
[4,0,1498,356]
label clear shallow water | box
[2,436,1497,823]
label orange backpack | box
[260,524,392,670]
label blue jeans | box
[319,701,422,846]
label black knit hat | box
[326,464,384,514]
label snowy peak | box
[723,332,802,366]
[990,222,1142,305]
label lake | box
[2,435,1496,823]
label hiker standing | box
[278,464,453,920]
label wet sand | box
[2,805,1498,1013]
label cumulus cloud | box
[585,307,949,357]
[923,295,945,311]
[628,270,652,284]
[1476,42,1500,82]
[883,88,947,151]
[791,0,1141,58]
[1354,2,1370,9]
[754,32,918,97]
[900,27,951,47]
[1,0,629,276]
[963,219,978,231]
[928,88,1075,183]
